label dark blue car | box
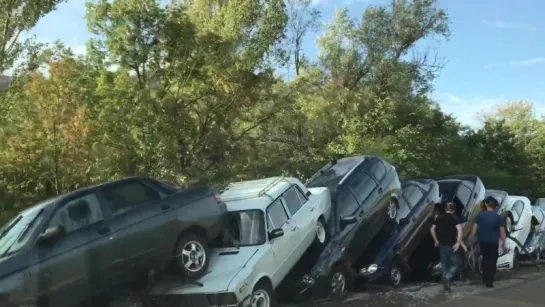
[356,180,441,286]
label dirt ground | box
[282,262,544,307]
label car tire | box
[389,263,403,287]
[501,212,515,236]
[251,281,277,307]
[388,198,398,220]
[174,232,210,279]
[313,217,329,248]
[512,248,520,270]
[328,264,352,301]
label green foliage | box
[0,0,543,221]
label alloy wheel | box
[181,241,206,272]
[330,272,347,296]
[390,267,402,286]
[388,201,398,219]
[250,289,271,307]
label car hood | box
[0,252,27,280]
[148,247,260,295]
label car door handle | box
[378,187,383,194]
[310,206,315,212]
[291,226,297,232]
[98,226,110,234]
[160,204,170,210]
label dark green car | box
[0,177,227,307]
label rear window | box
[306,157,363,191]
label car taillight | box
[213,193,223,203]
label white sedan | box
[147,176,332,307]
[497,196,533,270]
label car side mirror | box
[36,226,65,246]
[399,218,410,226]
[340,215,357,229]
[268,228,284,241]
[306,191,312,197]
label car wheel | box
[513,249,520,269]
[174,232,209,279]
[329,265,352,301]
[502,212,515,236]
[250,282,276,307]
[389,264,403,287]
[388,199,398,220]
[313,218,328,247]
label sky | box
[28,0,545,127]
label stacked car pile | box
[0,155,543,307]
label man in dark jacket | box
[431,202,462,292]
[470,196,506,288]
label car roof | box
[220,177,306,211]
[402,179,433,190]
[305,155,372,192]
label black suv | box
[296,155,401,300]
[0,177,227,307]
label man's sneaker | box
[443,276,451,292]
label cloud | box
[435,92,506,127]
[482,20,535,31]
[445,94,467,104]
[510,57,545,67]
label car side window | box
[337,189,360,217]
[368,160,387,181]
[48,193,104,233]
[281,186,305,216]
[513,201,524,223]
[348,172,377,206]
[267,199,289,230]
[102,181,162,215]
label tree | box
[0,0,67,73]
[284,0,321,77]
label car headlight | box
[301,274,315,286]
[368,264,378,274]
[526,246,535,254]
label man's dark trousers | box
[480,242,499,287]
[439,245,459,281]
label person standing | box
[431,202,463,292]
[470,196,506,288]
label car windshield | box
[213,210,266,248]
[0,205,46,258]
[306,157,363,191]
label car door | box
[266,198,300,285]
[23,192,113,307]
[281,185,314,250]
[511,200,527,242]
[339,183,370,263]
[99,178,174,284]
[350,162,385,243]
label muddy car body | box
[521,206,545,261]
[356,180,441,286]
[0,177,227,307]
[435,175,486,238]
[147,176,332,307]
[296,156,401,299]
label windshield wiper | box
[0,216,22,240]
[1,209,43,258]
